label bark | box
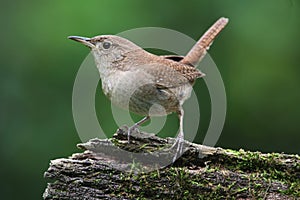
[43,127,300,199]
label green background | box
[1,0,299,199]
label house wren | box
[69,17,228,161]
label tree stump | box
[43,127,300,199]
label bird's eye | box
[102,42,111,49]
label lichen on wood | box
[43,127,300,199]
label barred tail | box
[181,17,229,66]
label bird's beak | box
[68,36,95,48]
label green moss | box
[77,139,299,199]
[216,149,300,197]
[107,147,299,198]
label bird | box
[69,17,228,161]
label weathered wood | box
[44,127,300,199]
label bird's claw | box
[127,125,139,143]
[172,136,185,162]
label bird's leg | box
[172,108,185,162]
[127,116,150,143]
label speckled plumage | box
[85,35,206,116]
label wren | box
[69,17,229,161]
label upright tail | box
[180,17,229,66]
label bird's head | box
[68,35,142,64]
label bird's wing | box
[137,62,193,89]
[159,55,205,81]
[167,60,205,82]
[123,51,204,88]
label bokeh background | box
[1,0,299,199]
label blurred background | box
[0,0,299,199]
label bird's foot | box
[172,136,185,162]
[127,124,140,143]
[127,116,150,143]
[116,125,140,143]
